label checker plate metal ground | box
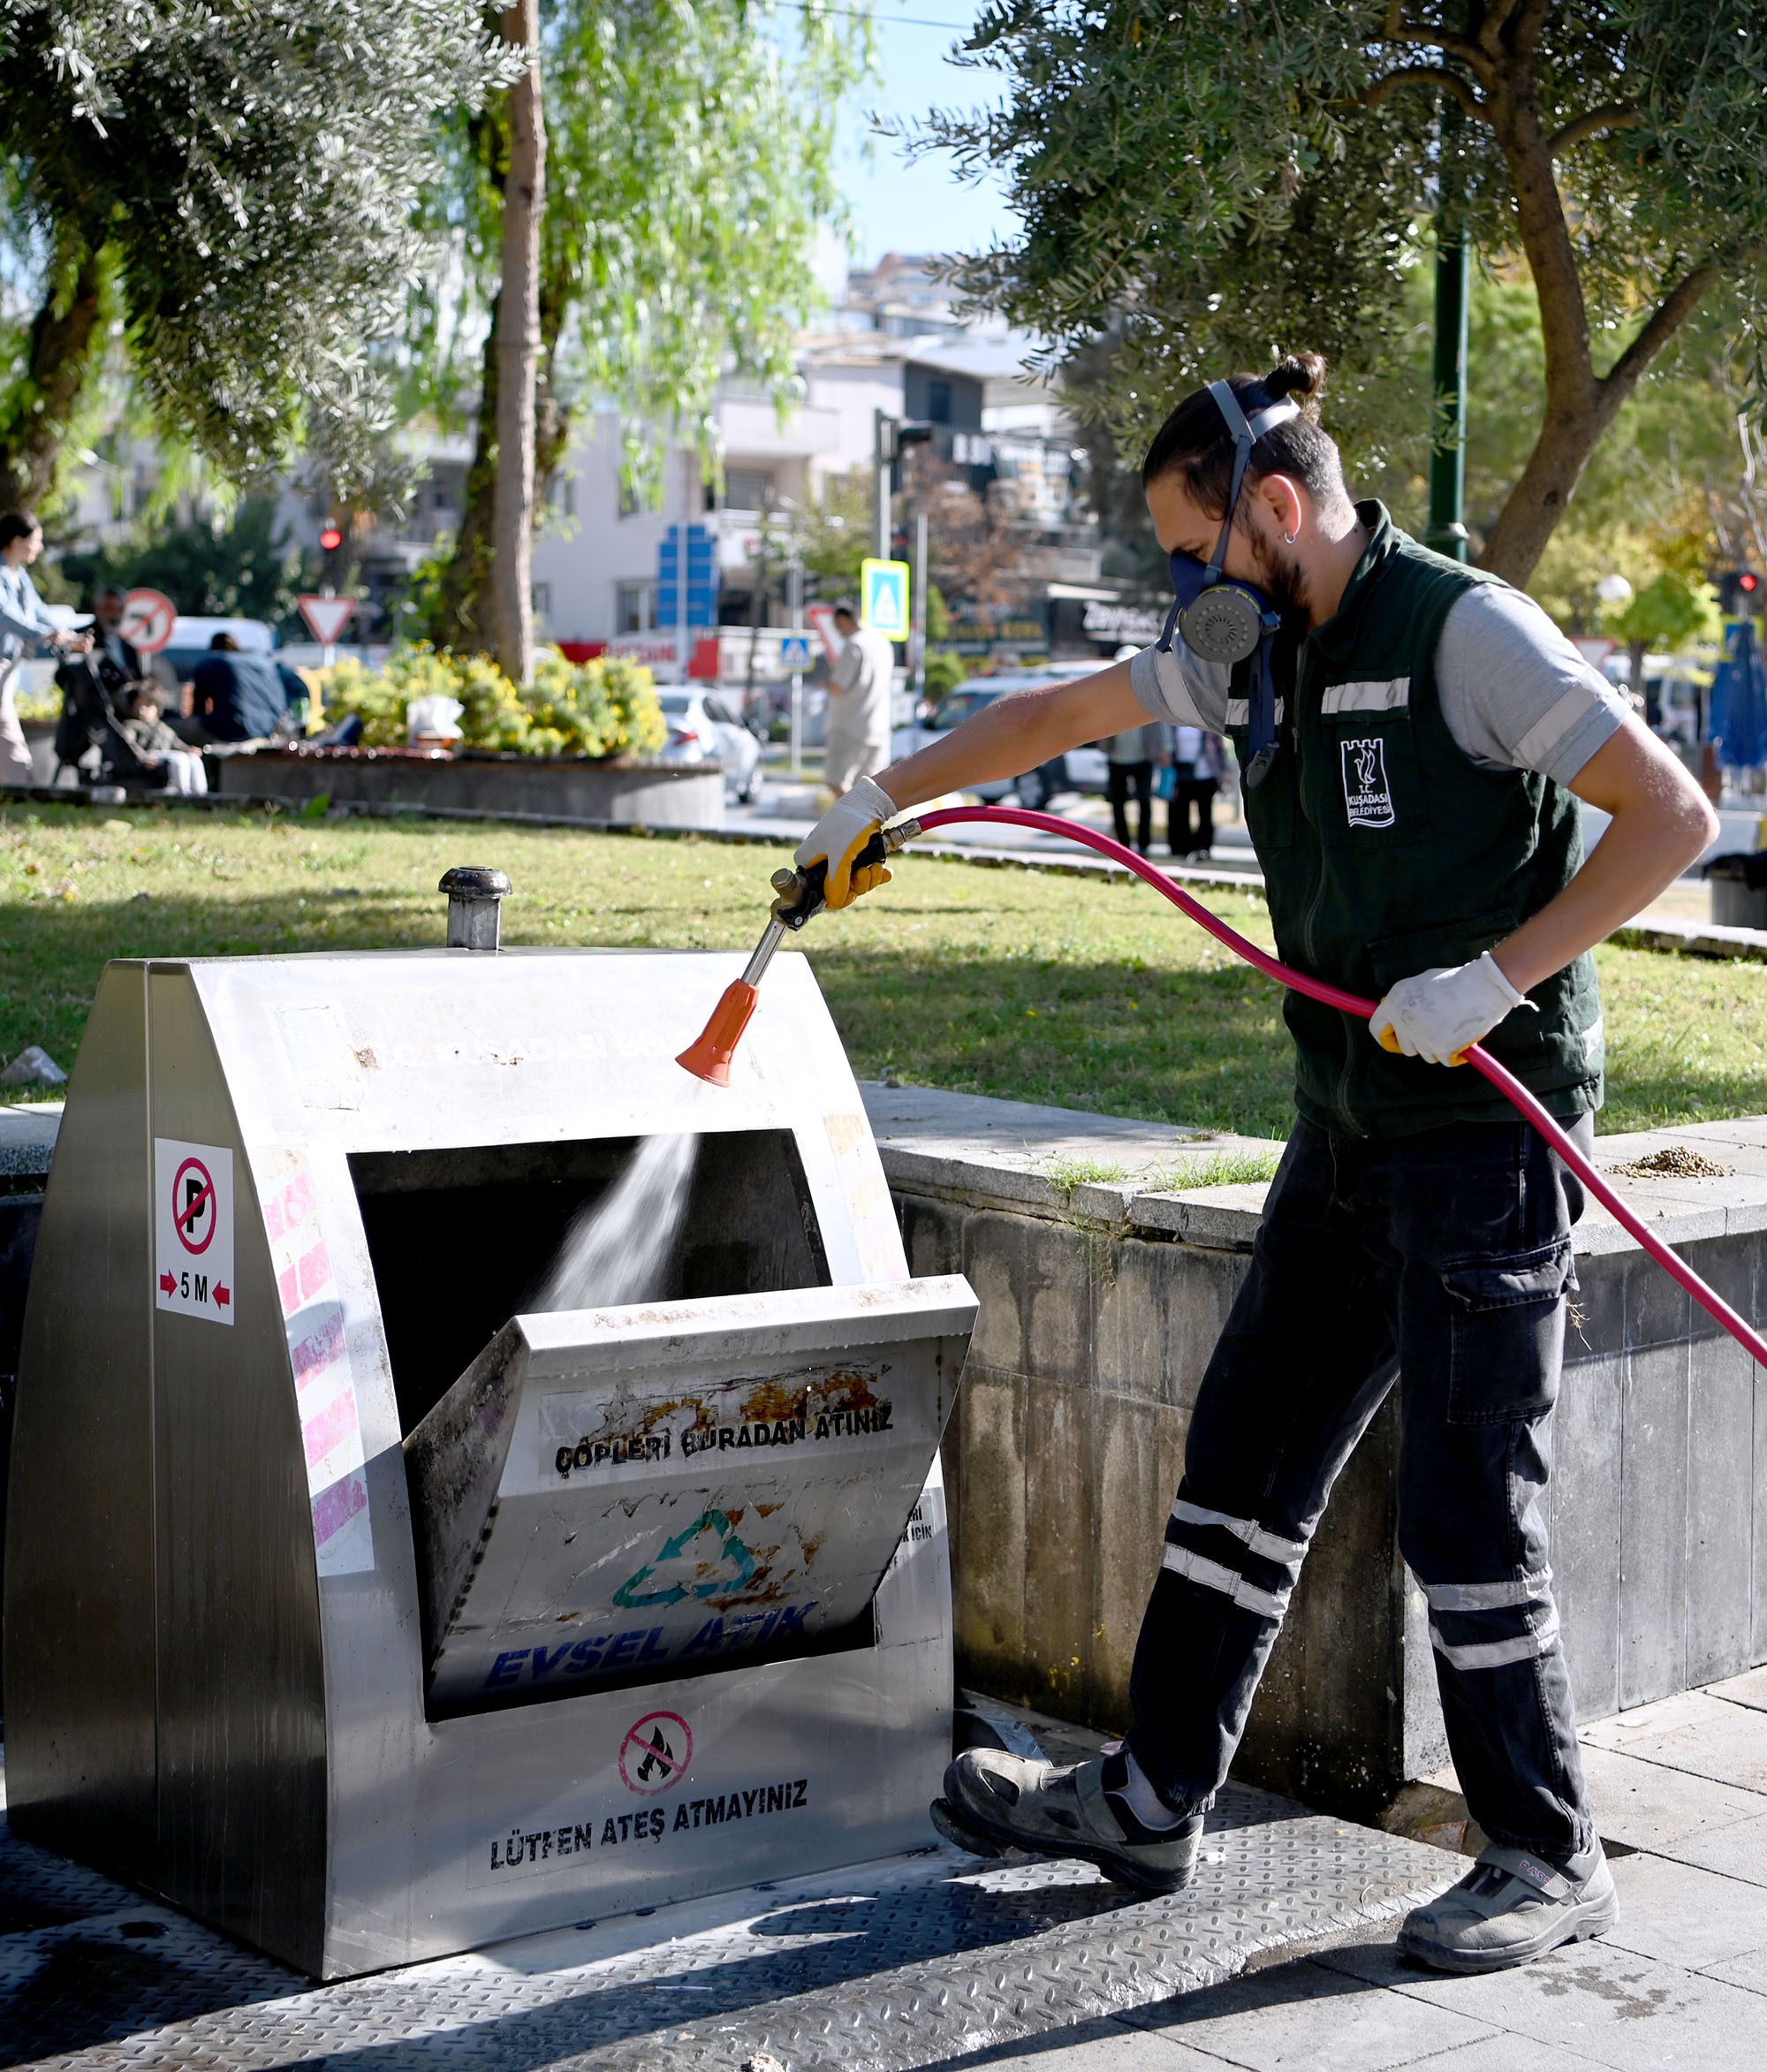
[1,1783,1457,2071]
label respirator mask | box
[1155,379,1300,789]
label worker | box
[823,601,894,795]
[792,353,1719,1975]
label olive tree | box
[921,2,1767,583]
[0,0,518,511]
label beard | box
[1247,527,1311,623]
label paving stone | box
[1319,1933,1767,2070]
[1701,1944,1767,2000]
[1709,1667,1767,1714]
[1656,1810,1767,1888]
[1399,2040,1612,2069]
[1123,1954,1497,2071]
[926,2015,1234,2068]
[1581,1692,1767,1794]
[1604,1852,1767,1969]
[1578,1742,1767,1849]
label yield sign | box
[298,594,357,646]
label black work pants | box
[1106,761,1153,852]
[1127,1112,1596,1868]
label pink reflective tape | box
[311,1473,367,1546]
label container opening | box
[350,1129,830,1437]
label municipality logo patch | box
[1340,736,1396,829]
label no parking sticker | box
[154,1138,235,1324]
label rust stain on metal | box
[559,1363,890,1460]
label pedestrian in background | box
[0,510,91,784]
[824,602,894,794]
[1174,727,1226,858]
[90,585,143,686]
[120,683,208,795]
[1168,729,1201,857]
[186,631,288,744]
[1104,719,1155,854]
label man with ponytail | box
[795,353,1718,1973]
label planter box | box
[209,747,725,830]
[861,1082,1767,1823]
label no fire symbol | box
[618,1710,692,1795]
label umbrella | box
[1708,617,1767,770]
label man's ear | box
[1253,473,1306,539]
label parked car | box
[890,663,1111,805]
[657,687,763,803]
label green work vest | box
[1226,502,1604,1139]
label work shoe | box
[1398,1841,1618,1974]
[934,1747,1203,1894]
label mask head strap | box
[1152,383,1304,656]
[1202,380,1301,582]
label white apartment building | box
[531,322,1102,679]
[49,257,1111,672]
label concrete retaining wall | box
[862,1083,1767,1820]
[209,749,726,830]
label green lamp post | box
[1425,102,1471,565]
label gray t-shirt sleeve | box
[1436,583,1629,784]
[1128,639,1232,730]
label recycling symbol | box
[614,1507,756,1609]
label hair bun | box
[1265,352,1327,406]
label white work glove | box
[1369,952,1533,1067]
[793,775,899,910]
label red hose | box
[913,803,1767,1371]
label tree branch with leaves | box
[920,0,1767,584]
[0,0,519,514]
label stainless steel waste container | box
[3,919,975,1977]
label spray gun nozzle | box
[678,817,921,1085]
[676,978,762,1087]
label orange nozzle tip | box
[676,980,761,1086]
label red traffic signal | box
[318,523,344,552]
[1718,567,1763,613]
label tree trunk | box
[425,303,500,651]
[534,244,575,510]
[1628,638,1649,716]
[1471,39,1725,587]
[491,1,546,687]
[1475,271,1724,587]
[0,229,107,511]
[1475,398,1605,585]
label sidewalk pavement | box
[944,1667,1767,2070]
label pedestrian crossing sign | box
[861,558,911,640]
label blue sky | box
[836,2,1019,269]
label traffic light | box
[318,522,344,553]
[1718,567,1763,615]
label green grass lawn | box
[3,800,1763,1138]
